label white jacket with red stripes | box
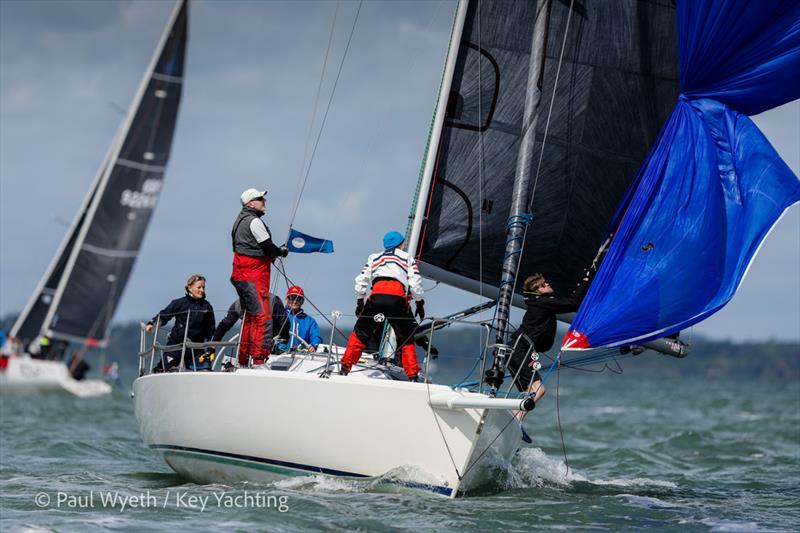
[354,248,424,302]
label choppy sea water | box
[1,373,798,532]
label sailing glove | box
[279,245,289,258]
[355,299,365,316]
[414,300,425,320]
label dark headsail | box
[409,0,679,302]
[11,0,188,348]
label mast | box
[406,0,469,257]
[484,0,552,392]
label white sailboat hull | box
[0,357,112,398]
[133,365,521,497]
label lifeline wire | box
[271,260,349,344]
[459,354,562,481]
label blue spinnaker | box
[564,0,800,350]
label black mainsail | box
[407,0,679,307]
[11,0,188,348]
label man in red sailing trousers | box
[230,188,288,366]
[339,231,425,381]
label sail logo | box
[121,179,162,209]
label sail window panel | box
[419,0,540,285]
[446,46,498,132]
[422,121,525,278]
[117,77,183,167]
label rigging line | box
[288,0,341,227]
[555,359,570,475]
[286,0,364,230]
[271,260,349,343]
[527,0,574,214]
[509,0,576,303]
[476,0,488,377]
[474,0,486,387]
[462,354,562,479]
[333,0,449,248]
[459,410,519,481]
[426,367,464,482]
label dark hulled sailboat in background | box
[1,0,188,397]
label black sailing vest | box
[231,207,269,257]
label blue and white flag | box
[287,228,334,254]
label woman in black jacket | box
[145,274,216,371]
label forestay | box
[565,0,800,350]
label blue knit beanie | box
[383,231,405,250]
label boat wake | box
[268,448,678,498]
[472,448,678,494]
[274,465,453,496]
[274,474,367,494]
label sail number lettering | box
[121,179,162,209]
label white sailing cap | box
[240,188,267,205]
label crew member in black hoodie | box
[508,272,590,403]
[145,274,216,371]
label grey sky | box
[1,0,798,343]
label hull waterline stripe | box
[150,444,455,497]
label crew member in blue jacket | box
[283,286,322,351]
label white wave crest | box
[507,448,677,490]
[506,448,587,488]
[591,477,678,489]
[274,474,365,493]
